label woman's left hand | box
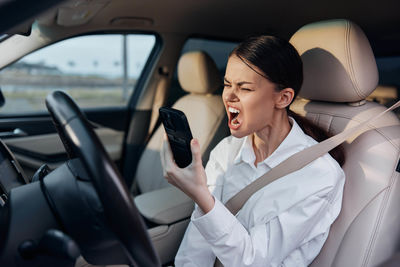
[161,135,215,213]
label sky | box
[19,34,155,79]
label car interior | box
[0,0,399,266]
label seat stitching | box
[305,111,400,150]
[327,115,333,133]
[361,166,399,266]
[304,110,400,266]
[330,186,388,265]
[320,113,399,155]
[345,21,363,99]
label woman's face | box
[222,55,281,138]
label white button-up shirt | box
[175,118,345,267]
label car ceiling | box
[5,0,400,57]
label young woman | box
[161,35,345,267]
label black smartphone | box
[159,107,193,168]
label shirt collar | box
[233,135,254,165]
[233,117,309,168]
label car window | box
[168,38,237,106]
[0,34,156,114]
[181,38,238,74]
[371,56,400,117]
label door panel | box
[0,106,128,178]
[0,106,129,179]
[0,107,128,136]
[4,127,124,178]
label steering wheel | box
[45,91,160,267]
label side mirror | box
[0,88,5,108]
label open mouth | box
[228,106,242,129]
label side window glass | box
[0,34,156,114]
[168,38,237,106]
[373,56,400,117]
[181,39,238,74]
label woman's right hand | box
[160,135,215,213]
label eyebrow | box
[224,77,254,86]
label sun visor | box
[57,0,110,26]
[4,20,32,36]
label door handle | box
[0,128,28,138]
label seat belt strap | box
[224,100,400,216]
[147,70,169,139]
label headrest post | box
[347,100,367,107]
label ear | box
[275,88,295,109]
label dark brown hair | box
[231,35,345,166]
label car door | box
[0,33,159,178]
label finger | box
[166,177,177,187]
[190,138,202,166]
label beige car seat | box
[289,19,400,267]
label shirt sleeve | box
[190,179,343,267]
[174,220,217,267]
[174,147,226,266]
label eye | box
[223,83,231,88]
[241,87,253,91]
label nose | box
[224,87,239,102]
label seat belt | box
[148,68,169,139]
[214,99,400,266]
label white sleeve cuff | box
[191,197,238,242]
[192,203,205,218]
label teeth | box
[228,107,240,113]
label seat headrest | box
[177,51,222,94]
[289,19,378,103]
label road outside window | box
[0,34,155,114]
